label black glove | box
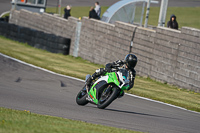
[114,60,124,66]
[105,63,112,72]
[116,60,124,64]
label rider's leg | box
[118,90,124,98]
[86,68,105,87]
[85,72,98,86]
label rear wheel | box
[97,86,119,109]
[76,86,89,106]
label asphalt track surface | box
[1,53,200,133]
[1,0,200,15]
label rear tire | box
[97,87,119,109]
[76,86,89,106]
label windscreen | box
[119,69,129,80]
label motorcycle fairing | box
[88,72,120,104]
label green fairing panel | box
[89,87,98,104]
[107,72,120,86]
[88,72,120,104]
[121,84,130,90]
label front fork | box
[103,85,123,98]
[103,85,112,95]
[86,85,89,93]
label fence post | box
[144,0,151,28]
[140,2,146,27]
[73,21,82,57]
[158,0,168,27]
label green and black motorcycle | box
[76,66,130,109]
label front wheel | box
[97,86,119,109]
[76,86,89,106]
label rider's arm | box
[105,60,124,70]
[91,60,124,81]
[86,68,105,86]
[91,68,106,80]
[128,69,136,90]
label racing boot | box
[85,76,92,89]
[118,91,124,98]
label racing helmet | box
[124,54,137,69]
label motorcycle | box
[76,65,130,109]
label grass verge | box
[144,7,200,29]
[0,36,200,112]
[46,6,200,29]
[0,108,141,133]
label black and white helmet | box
[124,54,137,69]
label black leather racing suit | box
[86,60,136,90]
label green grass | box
[0,36,102,80]
[145,7,200,29]
[129,77,200,112]
[46,6,200,29]
[1,13,9,18]
[46,6,109,18]
[0,108,141,133]
[0,36,200,113]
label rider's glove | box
[115,60,124,66]
[105,67,111,72]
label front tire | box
[76,86,89,106]
[97,87,119,109]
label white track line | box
[0,52,199,115]
[125,93,200,114]
[0,53,84,82]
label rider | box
[86,54,137,96]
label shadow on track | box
[82,105,180,120]
[104,108,181,120]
